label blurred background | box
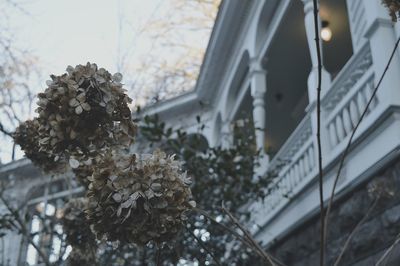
[0,0,220,163]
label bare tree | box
[116,0,220,106]
[0,0,40,162]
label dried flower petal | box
[86,149,195,245]
[33,62,137,171]
[69,158,80,169]
[13,119,65,173]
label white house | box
[1,0,400,265]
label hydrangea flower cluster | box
[62,197,96,248]
[62,198,97,266]
[86,149,196,245]
[67,248,95,266]
[382,0,400,21]
[14,63,196,247]
[13,119,65,173]
[35,63,136,165]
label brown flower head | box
[66,247,96,266]
[62,197,96,248]
[35,63,136,165]
[382,0,400,21]
[86,149,195,245]
[13,119,65,173]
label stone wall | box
[270,158,400,266]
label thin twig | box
[186,227,222,266]
[334,197,378,266]
[0,122,13,138]
[0,193,51,266]
[193,208,254,248]
[324,36,400,253]
[194,208,276,264]
[155,244,162,266]
[375,232,400,266]
[221,207,277,266]
[311,0,325,265]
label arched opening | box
[264,0,311,158]
[320,0,353,78]
[225,51,250,118]
[255,0,280,53]
[232,89,256,150]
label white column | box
[220,123,232,149]
[301,0,331,103]
[362,1,400,106]
[301,0,331,169]
[249,58,267,163]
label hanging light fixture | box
[321,20,332,42]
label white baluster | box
[290,167,296,188]
[308,145,315,169]
[366,81,378,109]
[299,158,305,180]
[270,191,277,209]
[342,106,352,136]
[283,177,290,196]
[335,115,346,142]
[277,178,285,196]
[303,151,310,174]
[294,163,300,185]
[329,122,338,147]
[357,90,367,115]
[349,99,360,127]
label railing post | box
[249,57,268,168]
[362,1,400,107]
[220,122,232,149]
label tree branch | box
[221,207,284,266]
[334,197,378,266]
[186,227,222,266]
[324,35,400,255]
[311,0,325,265]
[0,122,13,138]
[375,232,400,266]
[0,193,51,266]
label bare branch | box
[186,227,222,266]
[311,0,325,265]
[334,198,378,266]
[0,192,51,266]
[375,232,400,266]
[324,36,400,255]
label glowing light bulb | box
[321,20,332,42]
[321,27,332,42]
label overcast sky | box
[0,0,216,163]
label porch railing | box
[253,41,377,228]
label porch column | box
[301,0,331,172]
[362,1,400,106]
[221,122,232,149]
[301,0,331,103]
[249,58,267,162]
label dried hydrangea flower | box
[67,248,96,266]
[367,177,396,199]
[382,0,400,21]
[35,63,136,165]
[62,198,98,266]
[62,197,96,248]
[13,119,65,173]
[86,149,196,245]
[68,150,102,187]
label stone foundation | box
[270,158,400,266]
